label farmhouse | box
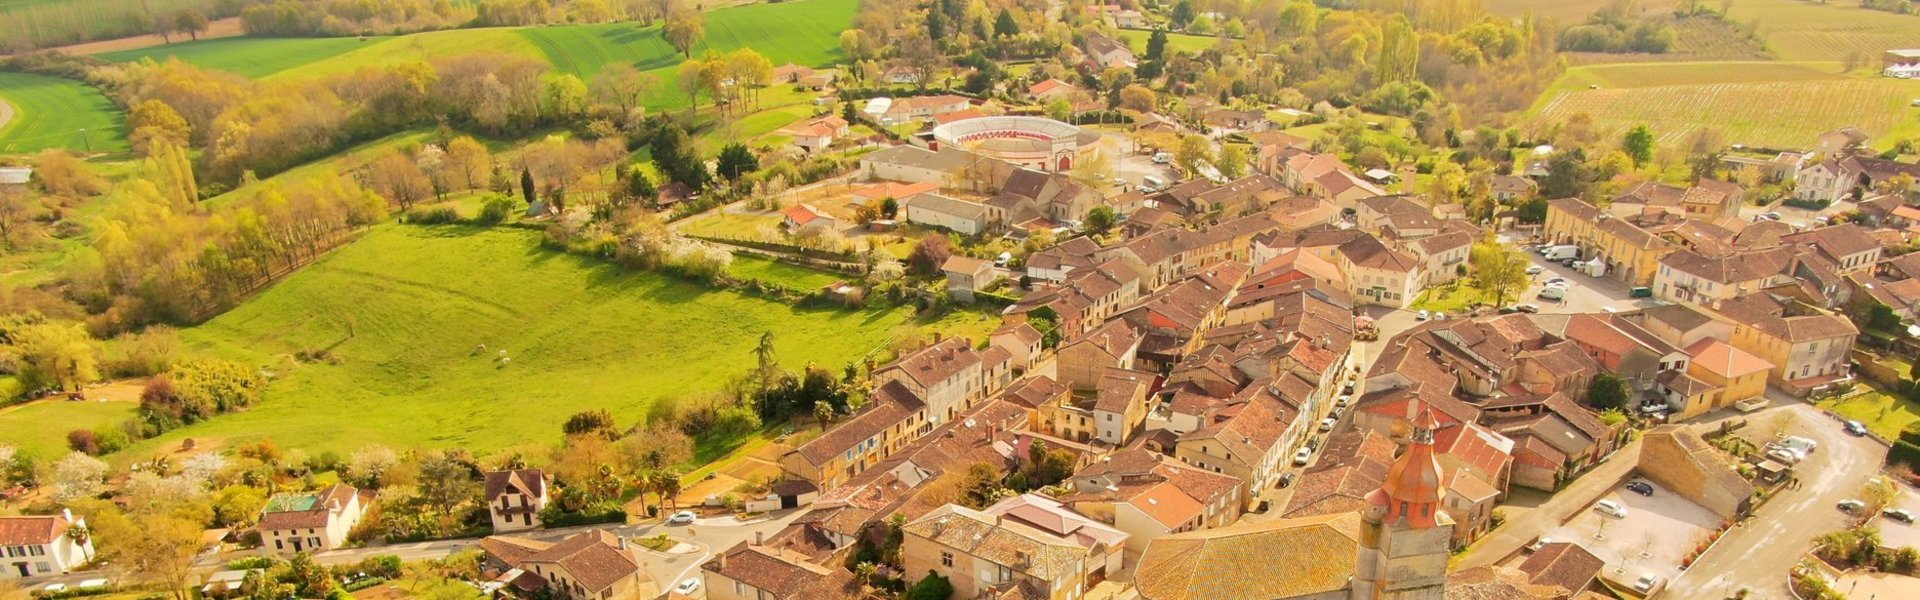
[782,203,836,231]
[484,469,549,532]
[258,484,369,556]
[901,192,990,234]
[1083,33,1137,69]
[778,115,850,154]
[0,511,93,578]
[481,531,653,600]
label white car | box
[1319,417,1338,432]
[1293,447,1313,466]
[1634,573,1661,592]
[1525,265,1545,275]
[1526,536,1554,553]
[1600,306,1620,314]
[674,577,703,594]
[1595,499,1628,518]
[666,510,697,525]
[1415,309,1430,321]
[1544,278,1570,288]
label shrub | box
[905,571,954,600]
[477,195,515,224]
[406,206,463,224]
[67,430,99,454]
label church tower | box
[1352,405,1453,600]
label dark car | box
[1886,508,1916,523]
[1625,481,1654,496]
[1278,472,1296,489]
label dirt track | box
[35,16,243,56]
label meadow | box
[1530,61,1920,148]
[0,71,128,154]
[0,224,992,461]
[95,36,386,79]
[1115,29,1221,56]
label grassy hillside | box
[0,398,137,460]
[263,0,854,113]
[0,72,127,154]
[94,36,386,78]
[36,225,991,459]
[1489,0,1920,62]
[1530,61,1920,148]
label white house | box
[0,511,93,578]
[484,469,550,533]
[259,484,369,556]
[901,192,991,235]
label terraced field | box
[1530,61,1920,148]
[0,71,128,154]
[95,36,385,78]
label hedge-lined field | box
[95,36,384,78]
[0,71,128,154]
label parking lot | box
[1878,491,1920,550]
[1512,244,1655,316]
[1542,479,1722,593]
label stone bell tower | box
[1351,404,1453,600]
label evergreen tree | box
[519,167,537,206]
[716,143,759,182]
[993,8,1019,38]
[1146,29,1169,62]
[1170,0,1195,28]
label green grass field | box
[50,225,989,459]
[1115,29,1220,56]
[0,398,139,460]
[267,0,854,113]
[1530,61,1920,148]
[729,255,848,289]
[94,36,386,78]
[1817,387,1920,440]
[0,72,127,154]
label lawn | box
[1817,386,1920,440]
[1410,279,1499,313]
[729,255,848,289]
[0,71,128,155]
[1114,29,1222,55]
[1529,61,1920,149]
[101,224,985,459]
[0,398,140,461]
[677,211,781,239]
[94,36,387,78]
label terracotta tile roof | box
[1134,512,1362,600]
[1338,234,1419,271]
[488,530,642,594]
[783,203,830,228]
[1660,247,1790,285]
[879,337,982,390]
[1784,223,1880,260]
[1446,566,1572,600]
[1448,469,1500,502]
[483,469,546,503]
[1683,338,1771,378]
[260,484,360,531]
[1029,78,1075,96]
[1129,480,1208,528]
[789,380,926,466]
[701,542,850,599]
[1437,422,1514,483]
[1517,542,1604,594]
[0,515,72,546]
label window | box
[941,551,954,567]
[28,546,43,556]
[36,562,50,573]
[275,540,284,550]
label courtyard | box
[1544,478,1723,593]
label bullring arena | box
[930,115,1101,172]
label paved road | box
[1511,241,1651,316]
[1664,402,1888,600]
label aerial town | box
[1,0,1919,599]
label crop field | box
[94,36,385,78]
[78,225,990,459]
[0,0,219,51]
[1531,61,1920,148]
[0,72,128,154]
[1733,0,1920,62]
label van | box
[1630,287,1653,298]
[1542,245,1579,261]
[1152,152,1173,164]
[1537,286,1566,301]
[1143,175,1167,189]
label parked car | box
[1513,303,1540,314]
[1537,287,1566,301]
[1526,536,1554,553]
[1278,472,1296,488]
[666,510,698,525]
[1766,448,1802,465]
[1625,481,1654,496]
[1630,287,1653,298]
[1595,499,1628,518]
[1318,417,1338,432]
[1762,211,1782,221]
[1845,420,1868,436]
[1293,447,1313,466]
[1839,499,1867,514]
[1337,394,1353,408]
[1885,508,1915,523]
[1634,573,1661,593]
[674,578,702,594]
[1415,309,1430,321]
[1525,265,1545,275]
[1544,278,1570,288]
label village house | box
[1056,319,1144,389]
[258,484,369,556]
[777,115,850,154]
[780,381,928,490]
[781,203,836,232]
[1334,234,1422,308]
[989,322,1045,372]
[481,531,653,600]
[1033,367,1154,445]
[884,95,976,123]
[1626,302,1735,350]
[1082,33,1137,69]
[1488,174,1535,202]
[1173,389,1298,507]
[902,503,1097,600]
[1783,223,1883,275]
[700,540,858,600]
[483,469,549,532]
[1065,449,1245,551]
[1653,247,1794,309]
[1711,294,1858,394]
[980,494,1129,580]
[943,254,999,303]
[1674,339,1772,420]
[1544,197,1675,286]
[1481,393,1618,491]
[875,336,1000,424]
[0,511,92,578]
[1028,78,1080,102]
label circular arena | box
[931,116,1097,172]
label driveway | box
[1663,401,1889,600]
[1457,442,1642,570]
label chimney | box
[719,551,727,570]
[755,531,764,546]
[933,332,944,344]
[617,535,628,551]
[61,508,73,523]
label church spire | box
[1368,404,1446,528]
